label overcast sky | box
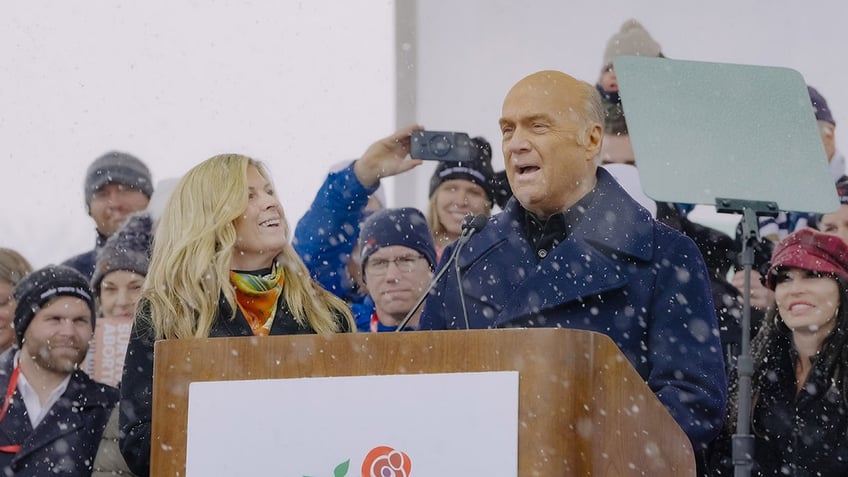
[2,1,846,269]
[1,1,395,269]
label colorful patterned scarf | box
[229,264,284,336]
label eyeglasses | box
[365,254,426,276]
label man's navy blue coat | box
[420,168,727,450]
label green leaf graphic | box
[334,459,350,477]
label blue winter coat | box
[0,350,118,476]
[293,162,396,332]
[293,162,376,304]
[419,168,727,451]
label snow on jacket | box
[0,349,118,476]
[293,162,376,303]
[419,167,728,451]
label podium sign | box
[152,329,696,475]
[185,372,518,476]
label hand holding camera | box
[355,125,425,187]
[354,127,479,189]
[410,131,473,162]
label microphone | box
[461,214,488,235]
[456,215,486,329]
[395,214,488,332]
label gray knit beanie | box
[602,19,662,68]
[91,212,154,295]
[85,151,153,208]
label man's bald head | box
[505,71,604,143]
[499,70,604,218]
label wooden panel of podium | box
[151,328,695,475]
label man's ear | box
[584,124,603,158]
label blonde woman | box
[425,136,494,259]
[0,248,32,354]
[119,154,354,476]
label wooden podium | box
[151,328,695,475]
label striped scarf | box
[229,264,284,336]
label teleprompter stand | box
[614,56,839,477]
[715,198,779,476]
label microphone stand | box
[395,216,481,332]
[455,248,471,329]
[715,198,779,477]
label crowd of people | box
[0,18,844,477]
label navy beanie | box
[359,207,437,280]
[13,265,95,346]
[836,175,848,205]
[91,212,154,295]
[810,175,848,229]
[808,86,835,126]
[85,151,154,208]
[429,137,495,203]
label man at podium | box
[419,70,727,460]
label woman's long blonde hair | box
[0,248,32,287]
[142,154,353,340]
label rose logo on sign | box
[303,446,412,477]
[361,446,412,477]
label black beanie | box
[428,137,495,203]
[358,207,437,281]
[13,265,95,346]
[91,212,154,295]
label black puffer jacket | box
[711,331,848,476]
[119,296,348,476]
